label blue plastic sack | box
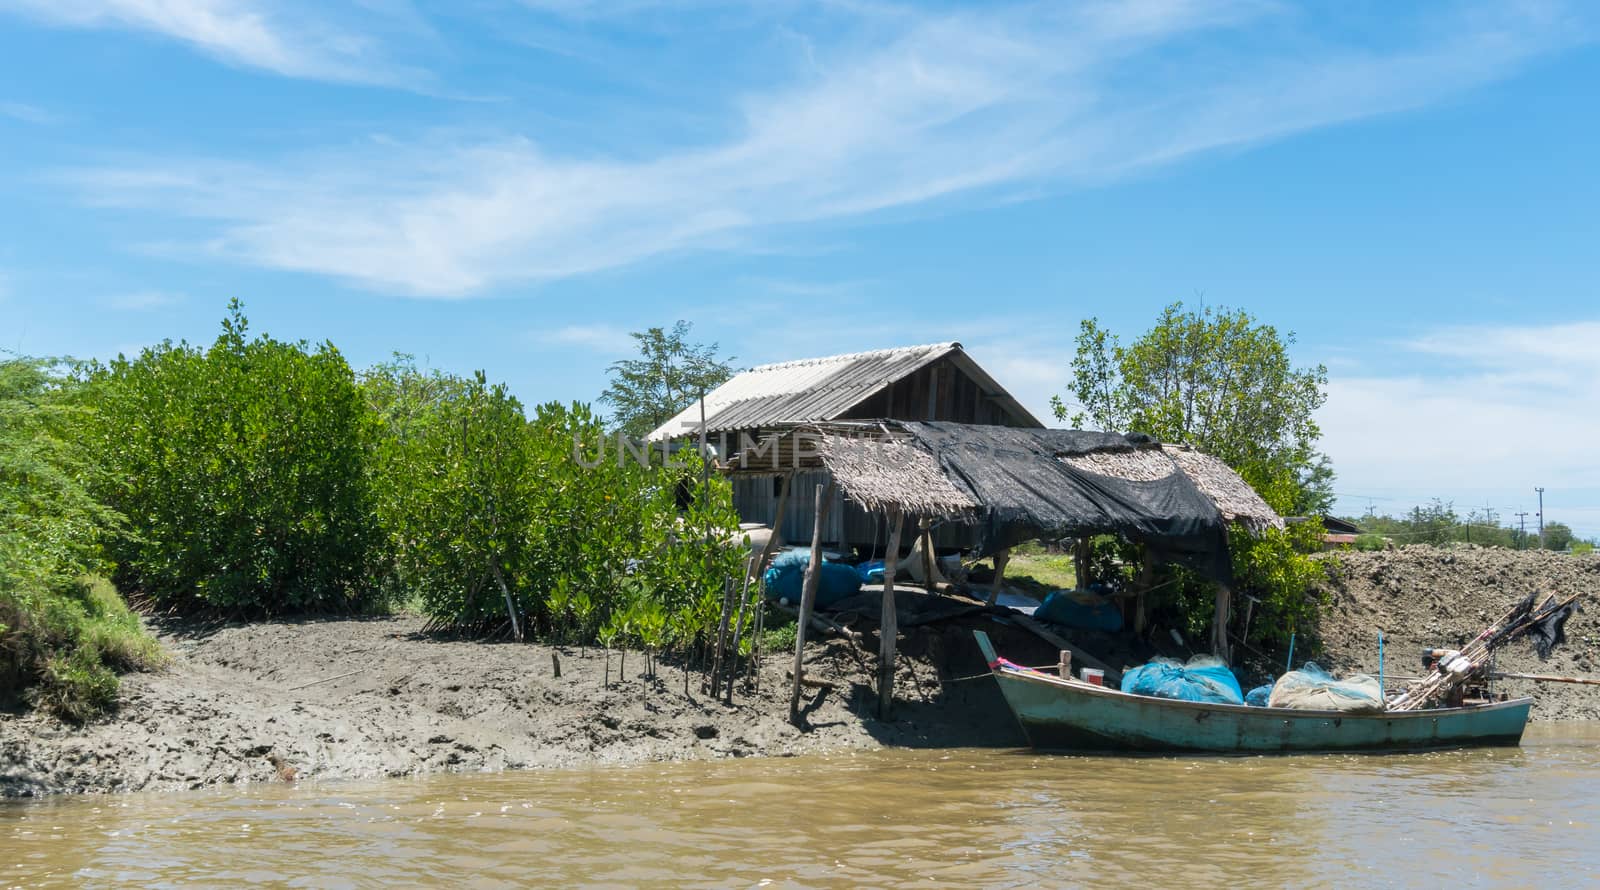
[1035,590,1123,632]
[857,560,886,583]
[1245,683,1274,707]
[764,550,863,608]
[1120,656,1245,705]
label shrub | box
[1,357,161,718]
[86,301,380,615]
[366,358,744,651]
[1352,533,1388,551]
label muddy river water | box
[6,725,1599,888]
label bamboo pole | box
[710,577,735,698]
[490,561,522,643]
[1491,671,1600,687]
[878,506,904,720]
[920,519,936,594]
[725,557,755,702]
[790,482,834,723]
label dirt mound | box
[1311,546,1600,721]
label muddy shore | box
[1,613,1023,799]
[7,546,1598,799]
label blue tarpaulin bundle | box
[1120,655,1245,705]
[1245,683,1275,707]
[764,549,862,608]
[1035,590,1123,632]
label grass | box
[0,576,165,721]
[1002,541,1078,593]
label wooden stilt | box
[920,519,936,594]
[1212,583,1232,663]
[984,547,1010,607]
[877,506,904,721]
[1072,537,1091,589]
[789,482,834,723]
[1135,546,1154,636]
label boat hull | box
[977,635,1531,754]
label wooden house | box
[646,342,1041,553]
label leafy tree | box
[599,321,734,438]
[1,356,160,718]
[86,301,379,615]
[367,360,745,650]
[1053,302,1330,510]
[1542,522,1576,552]
[1054,303,1333,657]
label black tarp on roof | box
[893,421,1234,583]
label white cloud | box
[54,1,1595,296]
[1321,319,1600,531]
[102,289,184,311]
[0,100,61,125]
[0,0,421,85]
[535,323,635,354]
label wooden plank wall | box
[840,357,1018,426]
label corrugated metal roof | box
[648,342,965,440]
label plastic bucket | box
[1080,668,1105,686]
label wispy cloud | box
[55,1,1596,296]
[534,323,635,354]
[1321,318,1600,525]
[0,0,425,86]
[102,289,184,311]
[0,100,61,125]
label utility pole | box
[1515,512,1529,550]
[1536,487,1546,550]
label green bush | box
[365,360,745,653]
[86,301,380,615]
[1352,533,1388,551]
[1,357,161,718]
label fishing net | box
[1244,683,1274,707]
[1120,655,1244,705]
[1266,662,1383,713]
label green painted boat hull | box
[975,632,1530,754]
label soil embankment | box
[1,613,1021,798]
[1312,546,1600,720]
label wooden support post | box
[1135,546,1154,636]
[877,506,904,721]
[789,482,834,723]
[1072,537,1090,590]
[1212,583,1232,664]
[984,547,1010,607]
[920,519,936,594]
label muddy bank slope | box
[1311,546,1600,720]
[1,614,1018,798]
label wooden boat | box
[974,631,1531,753]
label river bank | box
[1313,546,1600,720]
[1,614,1017,798]
[7,546,1598,799]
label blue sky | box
[2,1,1598,537]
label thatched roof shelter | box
[817,432,977,517]
[802,420,1281,583]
